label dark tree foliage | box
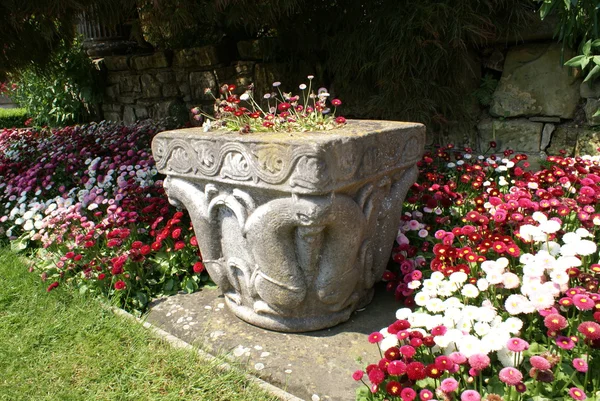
[0,0,134,77]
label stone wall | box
[100,40,280,125]
[475,41,600,157]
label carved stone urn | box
[151,120,425,332]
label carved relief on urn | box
[152,120,425,332]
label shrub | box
[0,108,28,128]
[7,38,102,127]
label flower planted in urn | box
[190,77,346,134]
[154,75,425,332]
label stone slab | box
[546,126,600,156]
[103,55,130,71]
[132,52,171,70]
[173,46,222,68]
[580,81,600,99]
[490,43,580,119]
[146,283,397,401]
[529,116,561,123]
[477,118,543,152]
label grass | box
[0,248,279,401]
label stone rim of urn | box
[151,120,425,332]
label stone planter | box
[151,120,425,332]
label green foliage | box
[0,0,135,75]
[474,74,500,107]
[8,39,102,126]
[0,108,28,128]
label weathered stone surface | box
[103,56,129,71]
[123,106,136,125]
[102,103,122,112]
[213,66,237,84]
[132,52,170,70]
[490,43,580,119]
[156,71,176,84]
[162,84,179,97]
[580,81,600,99]
[540,123,555,151]
[117,95,135,104]
[173,46,221,68]
[235,61,255,76]
[105,85,119,101]
[135,106,149,120]
[254,63,285,99]
[477,118,543,152]
[547,126,600,156]
[529,116,561,123]
[152,120,425,332]
[496,15,558,44]
[141,74,162,98]
[585,99,600,126]
[103,111,122,122]
[120,75,141,93]
[189,71,217,99]
[237,39,274,60]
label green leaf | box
[565,54,588,67]
[163,278,175,292]
[79,285,88,295]
[184,278,198,294]
[593,108,600,117]
[10,237,28,253]
[540,1,557,19]
[583,40,593,56]
[584,65,600,82]
[135,291,148,307]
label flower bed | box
[0,120,206,312]
[356,146,600,400]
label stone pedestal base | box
[152,120,425,332]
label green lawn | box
[0,248,279,401]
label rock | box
[547,126,600,155]
[162,84,179,97]
[135,106,149,120]
[103,111,122,122]
[123,106,136,124]
[103,56,130,71]
[580,81,600,99]
[237,38,274,60]
[173,46,222,68]
[254,63,286,99]
[529,116,561,123]
[490,43,580,119]
[540,123,555,151]
[117,96,135,104]
[140,74,162,98]
[156,71,176,84]
[131,52,171,70]
[585,99,600,126]
[235,61,255,76]
[496,15,558,44]
[189,71,217,100]
[104,85,119,101]
[477,118,543,152]
[154,99,189,125]
[120,75,141,93]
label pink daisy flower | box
[419,389,434,401]
[556,335,576,350]
[499,367,523,386]
[352,370,364,381]
[440,378,459,393]
[530,356,551,370]
[388,360,407,376]
[449,352,467,365]
[468,353,491,371]
[569,387,587,400]
[368,332,384,343]
[573,358,588,373]
[578,321,600,340]
[543,313,568,331]
[507,337,529,352]
[461,390,481,401]
[401,387,417,401]
[573,294,595,311]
